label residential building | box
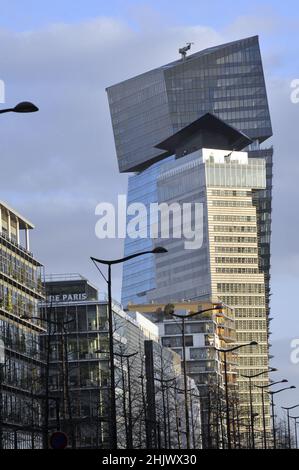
[0,201,45,449]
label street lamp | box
[91,246,168,449]
[268,386,296,449]
[281,403,299,449]
[20,314,74,448]
[289,415,299,449]
[256,379,288,449]
[0,101,39,114]
[164,302,224,449]
[241,367,277,449]
[216,342,258,449]
[96,349,138,449]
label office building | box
[106,36,273,445]
[43,274,201,449]
[124,135,271,441]
[0,201,45,449]
[106,35,272,318]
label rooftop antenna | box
[179,42,194,61]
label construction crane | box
[179,42,194,60]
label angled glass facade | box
[107,35,272,173]
[109,35,273,322]
[122,157,173,306]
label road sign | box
[49,431,68,449]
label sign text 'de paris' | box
[48,293,88,302]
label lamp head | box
[152,246,168,254]
[164,303,175,316]
[13,101,39,113]
[213,303,223,310]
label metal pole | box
[271,394,276,449]
[223,352,231,449]
[166,384,171,449]
[55,398,61,431]
[287,409,291,449]
[189,391,196,449]
[107,264,117,449]
[0,365,3,449]
[181,317,190,449]
[43,314,51,449]
[261,388,267,449]
[144,341,157,449]
[249,377,255,449]
[127,357,133,449]
[161,379,167,449]
[174,386,181,449]
[294,418,298,449]
[62,323,75,448]
[120,356,128,447]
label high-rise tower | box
[106,35,273,315]
[106,36,273,444]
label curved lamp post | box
[20,314,74,448]
[268,386,296,448]
[241,367,277,449]
[216,342,258,449]
[91,246,167,449]
[289,415,299,449]
[256,379,288,449]
[164,302,224,449]
[281,403,299,449]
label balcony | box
[0,231,34,259]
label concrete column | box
[16,218,20,245]
[25,226,30,251]
[0,206,2,234]
[7,210,11,239]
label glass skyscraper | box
[107,35,272,174]
[106,35,273,313]
[106,35,273,445]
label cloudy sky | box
[0,0,298,410]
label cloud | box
[225,13,279,37]
[0,17,224,298]
[0,13,297,317]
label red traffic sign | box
[49,431,68,449]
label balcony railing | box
[0,231,34,258]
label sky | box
[0,0,298,412]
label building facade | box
[42,274,201,449]
[106,36,273,446]
[0,201,45,449]
[106,36,273,325]
[124,145,271,444]
[107,35,272,174]
[128,300,236,448]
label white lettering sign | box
[48,293,88,302]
